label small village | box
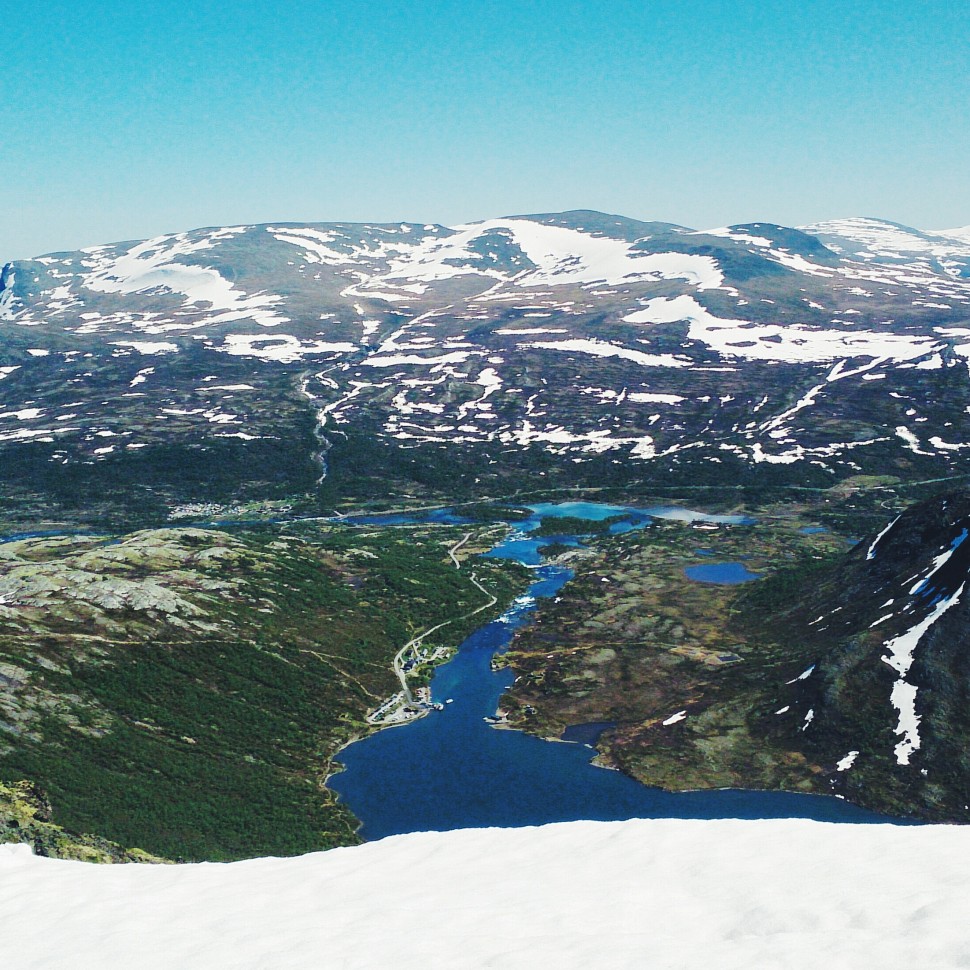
[366,642,449,726]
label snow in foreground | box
[3,817,968,969]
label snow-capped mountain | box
[800,217,970,277]
[936,226,970,245]
[2,210,970,517]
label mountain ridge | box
[7,210,967,265]
[1,208,969,525]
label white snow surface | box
[82,230,289,328]
[111,340,179,355]
[882,581,965,765]
[345,218,725,296]
[623,295,939,363]
[4,818,970,970]
[522,337,689,368]
[216,334,356,362]
[786,664,816,684]
[936,226,970,244]
[866,513,902,560]
[803,217,970,261]
[836,750,860,772]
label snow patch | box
[522,338,688,368]
[5,819,970,970]
[836,751,859,772]
[217,334,356,363]
[83,229,289,329]
[786,664,815,684]
[111,341,179,355]
[624,295,940,364]
[882,582,965,764]
[867,514,902,560]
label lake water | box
[684,561,764,584]
[328,502,899,838]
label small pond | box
[684,561,764,584]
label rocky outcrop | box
[0,779,166,862]
[757,491,970,820]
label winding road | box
[372,531,499,722]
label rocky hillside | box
[498,488,970,822]
[757,490,970,819]
[0,522,525,860]
[0,780,165,863]
[2,212,970,524]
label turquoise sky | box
[2,0,968,258]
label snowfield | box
[6,211,970,468]
[3,818,969,970]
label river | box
[327,502,896,839]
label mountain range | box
[4,210,970,856]
[2,211,970,523]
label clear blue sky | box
[2,0,968,259]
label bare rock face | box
[0,528,263,750]
[0,529,251,638]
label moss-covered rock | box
[0,779,167,862]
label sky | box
[1,0,968,259]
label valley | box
[0,518,527,860]
[2,213,970,530]
[2,210,970,858]
[497,493,860,794]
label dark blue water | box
[685,561,764,584]
[329,508,897,839]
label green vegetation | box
[0,347,327,530]
[0,522,527,861]
[498,497,855,794]
[1,779,167,862]
[532,515,628,537]
[731,553,844,618]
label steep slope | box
[755,490,970,819]
[2,211,970,523]
[0,522,525,860]
[497,489,970,821]
[1,780,166,863]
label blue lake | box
[561,721,616,745]
[328,503,900,839]
[684,561,764,584]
